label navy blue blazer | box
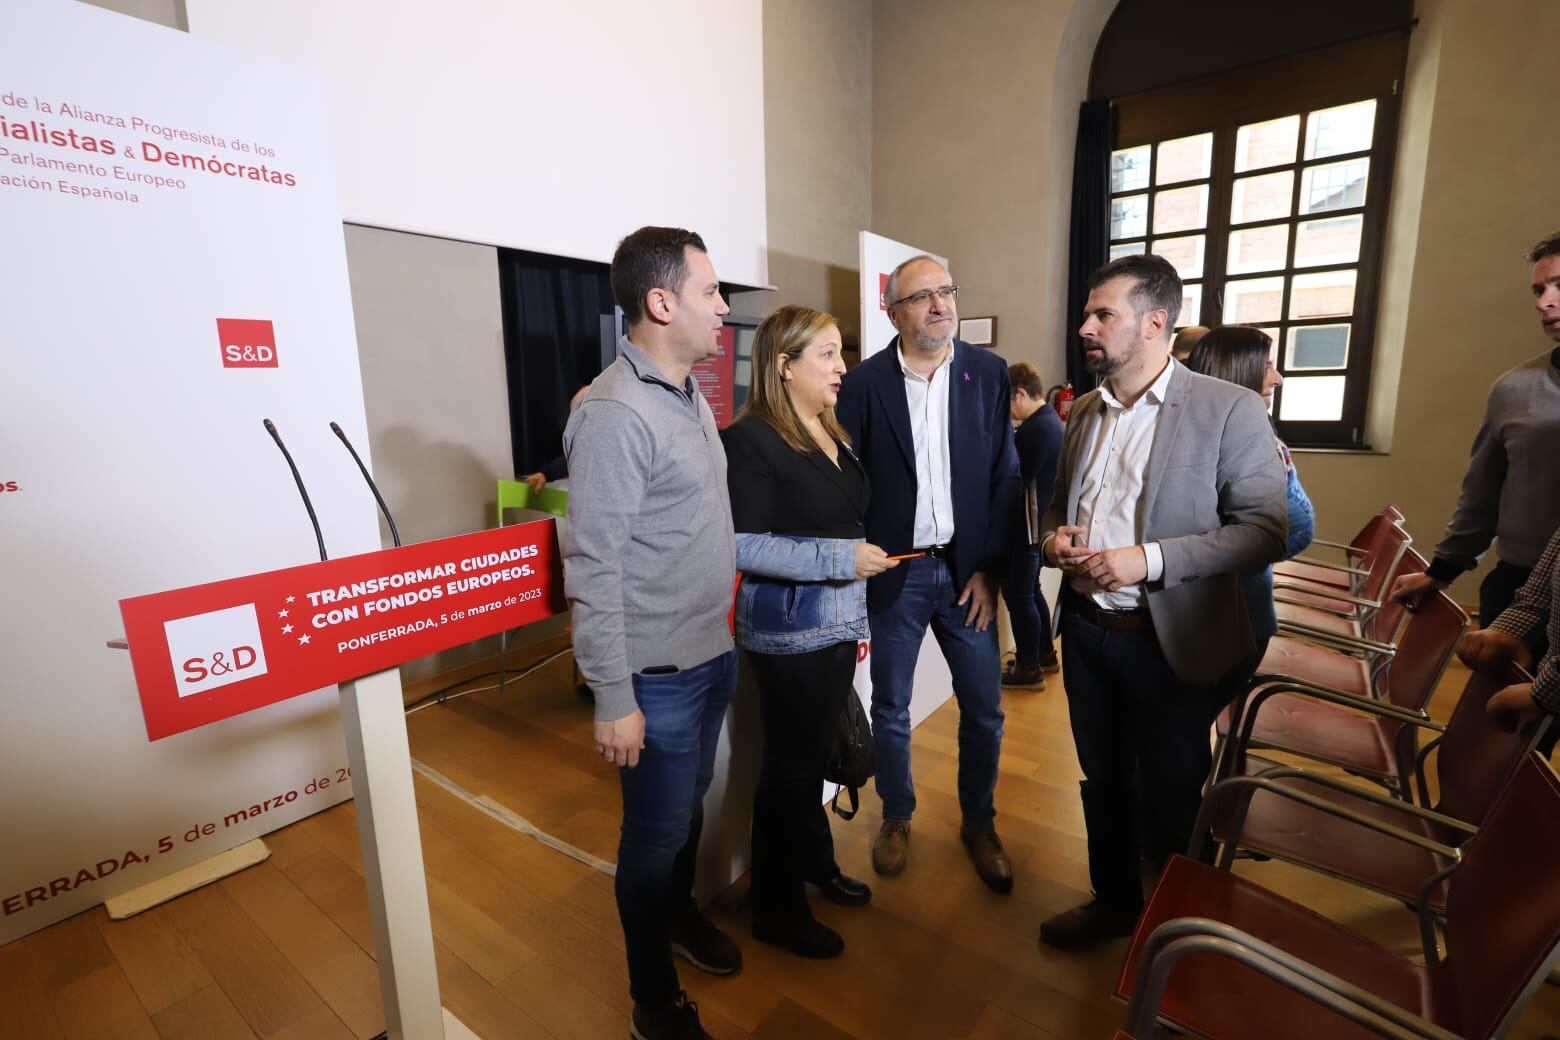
[835,337,1020,612]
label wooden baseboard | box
[103,839,269,919]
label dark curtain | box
[1064,99,1112,392]
[496,248,616,477]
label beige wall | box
[731,0,873,337]
[870,0,1116,378]
[1298,0,1560,598]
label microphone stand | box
[330,421,401,547]
[262,418,328,561]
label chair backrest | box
[1438,753,1560,1037]
[495,478,568,525]
[1357,522,1412,606]
[1435,661,1545,824]
[1382,589,1466,711]
[1363,547,1425,644]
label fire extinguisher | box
[1055,382,1075,422]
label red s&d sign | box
[217,317,278,368]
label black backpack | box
[824,691,874,820]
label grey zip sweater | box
[562,337,736,721]
[1427,347,1560,580]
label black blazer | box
[835,338,1020,611]
[721,415,869,537]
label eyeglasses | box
[889,284,959,308]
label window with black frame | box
[1105,36,1405,448]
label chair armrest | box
[1194,774,1464,867]
[1286,553,1373,577]
[1311,537,1372,557]
[1230,682,1435,770]
[1276,622,1395,659]
[1276,621,1395,656]
[1124,918,1459,1040]
[1273,581,1381,609]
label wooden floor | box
[5,640,1560,1039]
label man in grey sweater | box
[563,226,738,1040]
[1391,231,1560,641]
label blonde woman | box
[721,305,897,959]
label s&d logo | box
[164,603,269,697]
[217,317,278,368]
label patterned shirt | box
[1490,524,1560,714]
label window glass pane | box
[1177,283,1202,330]
[1110,240,1145,261]
[1305,99,1376,160]
[1155,133,1213,185]
[1111,145,1151,193]
[1153,184,1208,234]
[1226,225,1290,276]
[1286,324,1351,370]
[1301,158,1369,214]
[1295,215,1363,267]
[1289,269,1357,319]
[1111,194,1148,240]
[1224,276,1285,324]
[1230,171,1294,224]
[1151,234,1205,280]
[1279,375,1347,421]
[1234,114,1300,172]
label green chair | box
[495,478,569,525]
[496,478,571,699]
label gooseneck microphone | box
[331,421,401,547]
[262,418,328,562]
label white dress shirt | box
[1069,358,1175,609]
[897,344,956,547]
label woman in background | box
[721,305,896,959]
[1187,325,1315,653]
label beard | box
[908,324,953,352]
[1082,336,1137,376]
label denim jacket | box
[734,533,869,653]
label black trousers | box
[746,641,857,923]
[1059,594,1257,911]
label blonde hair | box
[740,305,851,454]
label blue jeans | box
[1002,543,1054,667]
[868,555,1004,827]
[616,650,737,1008]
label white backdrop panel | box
[0,2,378,944]
[184,0,771,289]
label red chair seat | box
[1273,559,1354,589]
[1232,693,1399,777]
[1217,756,1457,909]
[1274,599,1362,638]
[1257,638,1371,697]
[1116,857,1445,1039]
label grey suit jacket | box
[1042,362,1287,685]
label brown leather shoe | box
[1038,899,1139,950]
[960,825,1014,894]
[872,819,910,876]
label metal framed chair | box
[1214,590,1468,800]
[1274,505,1405,594]
[1117,754,1560,1040]
[1196,662,1545,913]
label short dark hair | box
[1087,254,1183,333]
[1527,232,1560,264]
[610,226,708,324]
[1008,361,1044,398]
[1186,325,1272,396]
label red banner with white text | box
[120,520,565,740]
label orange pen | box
[885,551,927,561]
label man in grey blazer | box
[1037,255,1286,950]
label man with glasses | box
[835,255,1021,892]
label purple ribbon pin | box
[963,372,971,382]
